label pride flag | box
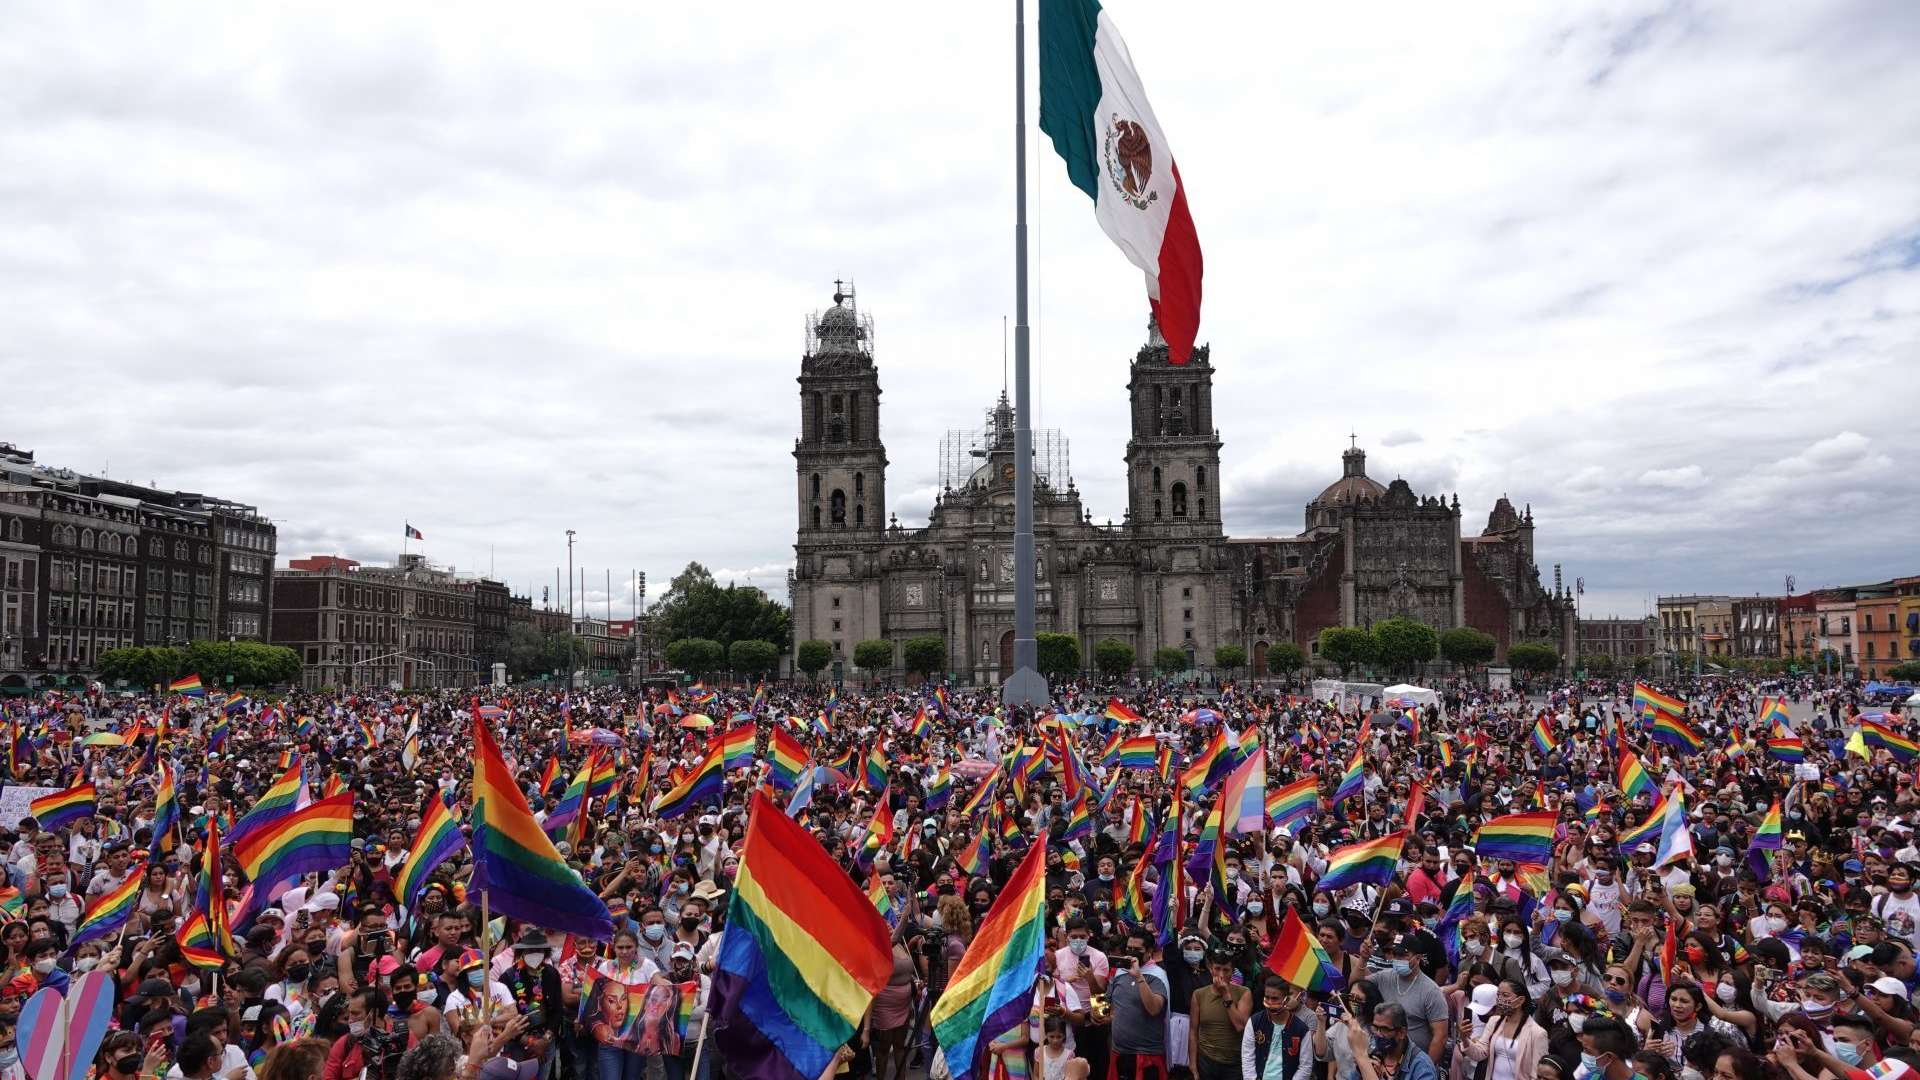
[1218,749,1265,835]
[1649,712,1706,755]
[1104,697,1143,724]
[767,727,809,791]
[543,755,594,838]
[1149,803,1185,946]
[719,725,758,772]
[1616,790,1670,853]
[1654,789,1694,868]
[175,818,236,967]
[395,792,465,907]
[709,792,892,1080]
[1208,787,1237,922]
[1746,796,1783,882]
[958,766,1001,818]
[653,742,726,820]
[1471,810,1557,865]
[1264,906,1343,992]
[931,842,1048,1080]
[1615,750,1656,801]
[1861,718,1920,763]
[1267,775,1318,832]
[863,741,891,792]
[1114,735,1158,770]
[1530,714,1557,756]
[1317,831,1405,892]
[29,781,96,832]
[70,869,143,947]
[168,674,204,697]
[150,763,181,855]
[924,766,954,811]
[1332,742,1365,806]
[227,760,306,848]
[231,792,354,890]
[1633,682,1685,721]
[855,791,895,871]
[955,826,989,878]
[470,711,612,941]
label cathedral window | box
[1171,482,1188,517]
[1196,466,1206,489]
[855,504,865,528]
[831,490,846,526]
[811,474,821,498]
[1152,466,1162,491]
[1198,497,1206,519]
[812,505,822,529]
[1154,499,1162,520]
[854,472,864,497]
[828,396,846,443]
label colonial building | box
[271,553,478,690]
[787,287,1575,682]
[1578,616,1657,665]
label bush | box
[1153,646,1190,673]
[1214,645,1247,673]
[727,639,780,678]
[664,637,725,677]
[1887,660,1920,681]
[1265,642,1306,674]
[1507,642,1561,674]
[1371,618,1438,676]
[902,636,946,677]
[1093,639,1135,680]
[795,639,832,678]
[1438,627,1497,671]
[1317,626,1376,676]
[853,639,894,674]
[1036,633,1082,680]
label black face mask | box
[285,963,311,983]
[114,1056,141,1075]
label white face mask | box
[523,953,546,969]
[1766,916,1787,934]
[1551,969,1573,988]
[1715,982,1736,1003]
[1503,933,1524,949]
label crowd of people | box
[0,671,1915,1080]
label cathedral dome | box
[1310,444,1385,506]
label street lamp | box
[565,530,576,626]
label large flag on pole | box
[1040,0,1203,364]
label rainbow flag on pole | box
[1332,742,1365,806]
[1529,714,1557,756]
[230,792,354,891]
[70,870,143,947]
[1615,749,1656,801]
[1649,712,1706,754]
[168,674,204,697]
[709,792,892,1080]
[1218,749,1265,835]
[1746,796,1783,881]
[394,792,464,908]
[1470,810,1557,865]
[931,841,1048,1080]
[1616,789,1670,853]
[470,710,612,941]
[653,742,726,819]
[767,727,809,791]
[227,760,305,848]
[1263,905,1344,992]
[1104,697,1143,724]
[1316,831,1405,892]
[29,781,96,832]
[1861,718,1920,763]
[1266,775,1318,832]
[1633,682,1685,721]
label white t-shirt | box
[1874,890,1920,949]
[166,1043,255,1080]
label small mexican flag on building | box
[1039,0,1203,364]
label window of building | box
[832,619,841,632]
[1171,482,1188,517]
[1154,499,1162,519]
[831,490,846,526]
[811,474,821,499]
[79,529,94,550]
[1197,497,1206,519]
[1183,608,1193,621]
[1152,466,1162,491]
[855,504,864,527]
[1183,628,1193,640]
[831,596,841,609]
[1196,466,1206,490]
[854,472,864,497]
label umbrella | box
[951,757,998,779]
[678,715,715,730]
[81,732,126,748]
[570,727,624,747]
[1180,707,1221,725]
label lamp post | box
[565,530,576,627]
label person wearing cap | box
[1856,974,1916,1044]
[500,930,566,1069]
[443,948,515,1025]
[660,942,709,1080]
[1371,935,1447,1063]
[1461,979,1547,1080]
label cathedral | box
[788,286,1576,683]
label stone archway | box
[999,630,1015,677]
[1253,641,1270,677]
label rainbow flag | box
[689,681,717,706]
[469,711,612,940]
[29,781,95,832]
[855,791,895,870]
[1747,796,1783,881]
[1758,696,1792,732]
[1530,714,1557,756]
[587,752,618,799]
[863,741,890,792]
[1123,796,1151,847]
[1267,775,1318,832]
[0,887,20,919]
[1861,718,1920,763]
[1149,801,1185,946]
[955,826,989,877]
[924,766,954,811]
[1633,682,1685,721]
[150,763,181,855]
[1650,712,1705,754]
[1471,810,1557,865]
[1208,787,1237,922]
[70,869,143,947]
[958,766,1001,818]
[653,742,726,819]
[1615,750,1656,801]
[1263,906,1343,992]
[222,691,249,715]
[1113,735,1158,770]
[709,792,892,1080]
[996,806,1024,848]
[1616,790,1670,853]
[395,792,464,908]
[932,687,951,716]
[767,727,809,790]
[908,705,933,740]
[1104,697,1143,724]
[232,791,353,890]
[932,842,1048,1080]
[227,760,306,848]
[1316,831,1405,892]
[719,725,758,772]
[1766,733,1805,763]
[1218,748,1265,835]
[1654,789,1693,867]
[867,867,898,927]
[1118,850,1150,924]
[1332,742,1365,806]
[175,818,236,967]
[543,754,594,837]
[1061,790,1093,842]
[168,674,204,697]
[1437,738,1454,768]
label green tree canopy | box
[1317,626,1376,676]
[1036,633,1082,680]
[727,639,780,678]
[1507,642,1561,674]
[1370,618,1438,676]
[1265,642,1306,674]
[97,646,186,688]
[664,637,725,677]
[795,639,832,678]
[1438,627,1498,670]
[1885,660,1920,681]
[1153,646,1190,673]
[649,562,793,652]
[1093,639,1135,680]
[1214,644,1248,673]
[853,639,894,673]
[902,636,946,677]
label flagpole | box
[1003,0,1048,710]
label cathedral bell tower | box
[1124,316,1222,537]
[794,283,887,536]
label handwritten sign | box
[0,786,59,829]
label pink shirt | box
[1051,944,1109,1004]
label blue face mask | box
[1391,960,1412,977]
[1833,1043,1863,1067]
[466,970,484,988]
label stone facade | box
[787,288,1575,681]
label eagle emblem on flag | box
[1103,114,1157,210]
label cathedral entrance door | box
[999,630,1015,679]
[1253,641,1269,678]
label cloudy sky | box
[4,0,1916,621]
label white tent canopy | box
[1382,683,1443,712]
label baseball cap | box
[1871,976,1910,1000]
[1383,899,1414,918]
[1468,984,1499,1017]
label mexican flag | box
[1039,0,1203,364]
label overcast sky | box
[4,1,1917,622]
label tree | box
[1265,642,1306,675]
[1507,642,1561,675]
[172,640,302,688]
[1036,633,1082,680]
[649,561,794,653]
[1887,660,1920,681]
[97,646,186,688]
[1317,626,1376,676]
[1580,653,1617,676]
[664,637,725,677]
[796,639,832,679]
[1438,627,1497,671]
[728,639,780,678]
[1214,644,1248,675]
[1093,639,1135,681]
[1371,618,1438,677]
[1153,646,1190,674]
[902,636,946,678]
[1630,655,1656,677]
[853,639,894,675]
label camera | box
[360,1026,407,1080]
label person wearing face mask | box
[1162,931,1209,1062]
[501,931,566,1066]
[1648,984,1736,1072]
[1239,974,1324,1080]
[1873,863,1920,950]
[634,909,673,972]
[661,943,709,1080]
[1371,938,1448,1066]
[21,940,65,995]
[441,951,514,1026]
[321,989,407,1080]
[1053,919,1110,1080]
[1343,1002,1438,1080]
[1573,1016,1640,1080]
[1463,980,1547,1080]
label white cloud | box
[1,0,1917,611]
